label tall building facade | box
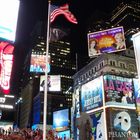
[72,1,140,139]
[72,53,139,139]
[19,22,76,127]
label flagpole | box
[43,1,51,140]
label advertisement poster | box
[90,110,106,140]
[53,109,69,131]
[87,26,126,57]
[81,76,103,112]
[104,75,135,107]
[40,75,61,92]
[72,88,80,140]
[133,78,140,114]
[106,108,139,140]
[30,54,50,73]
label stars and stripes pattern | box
[50,4,78,24]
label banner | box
[104,75,135,108]
[90,110,106,140]
[87,26,126,57]
[106,108,139,139]
[81,76,103,112]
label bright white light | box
[54,118,62,126]
[0,0,20,41]
[4,95,14,98]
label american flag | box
[50,4,78,24]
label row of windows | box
[75,61,105,85]
[109,60,136,70]
[74,58,136,86]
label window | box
[110,60,116,66]
[99,61,104,68]
[129,64,135,71]
[119,62,126,69]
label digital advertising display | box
[0,0,20,42]
[57,130,70,140]
[106,108,139,140]
[0,95,15,110]
[30,54,50,73]
[0,42,14,94]
[40,75,61,92]
[90,110,106,140]
[103,75,135,107]
[53,108,69,131]
[133,78,140,114]
[81,76,103,112]
[72,88,80,140]
[87,26,126,57]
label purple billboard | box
[87,26,126,57]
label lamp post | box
[15,97,23,127]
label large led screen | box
[81,76,103,112]
[0,42,14,94]
[87,26,126,57]
[30,54,50,73]
[53,108,69,131]
[0,0,20,42]
[106,108,139,140]
[103,75,135,108]
[133,78,140,115]
[40,75,61,92]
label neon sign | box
[0,42,14,94]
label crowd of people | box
[0,127,67,140]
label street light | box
[15,97,23,127]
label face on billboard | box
[103,75,135,107]
[0,0,20,42]
[81,76,103,112]
[106,108,139,139]
[87,26,126,57]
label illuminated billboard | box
[87,26,126,57]
[81,76,103,112]
[0,0,20,42]
[132,32,140,85]
[57,130,70,140]
[103,75,135,108]
[53,108,69,131]
[133,78,140,114]
[0,42,14,94]
[90,110,106,140]
[40,75,61,92]
[0,95,15,110]
[30,54,50,73]
[106,108,139,139]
